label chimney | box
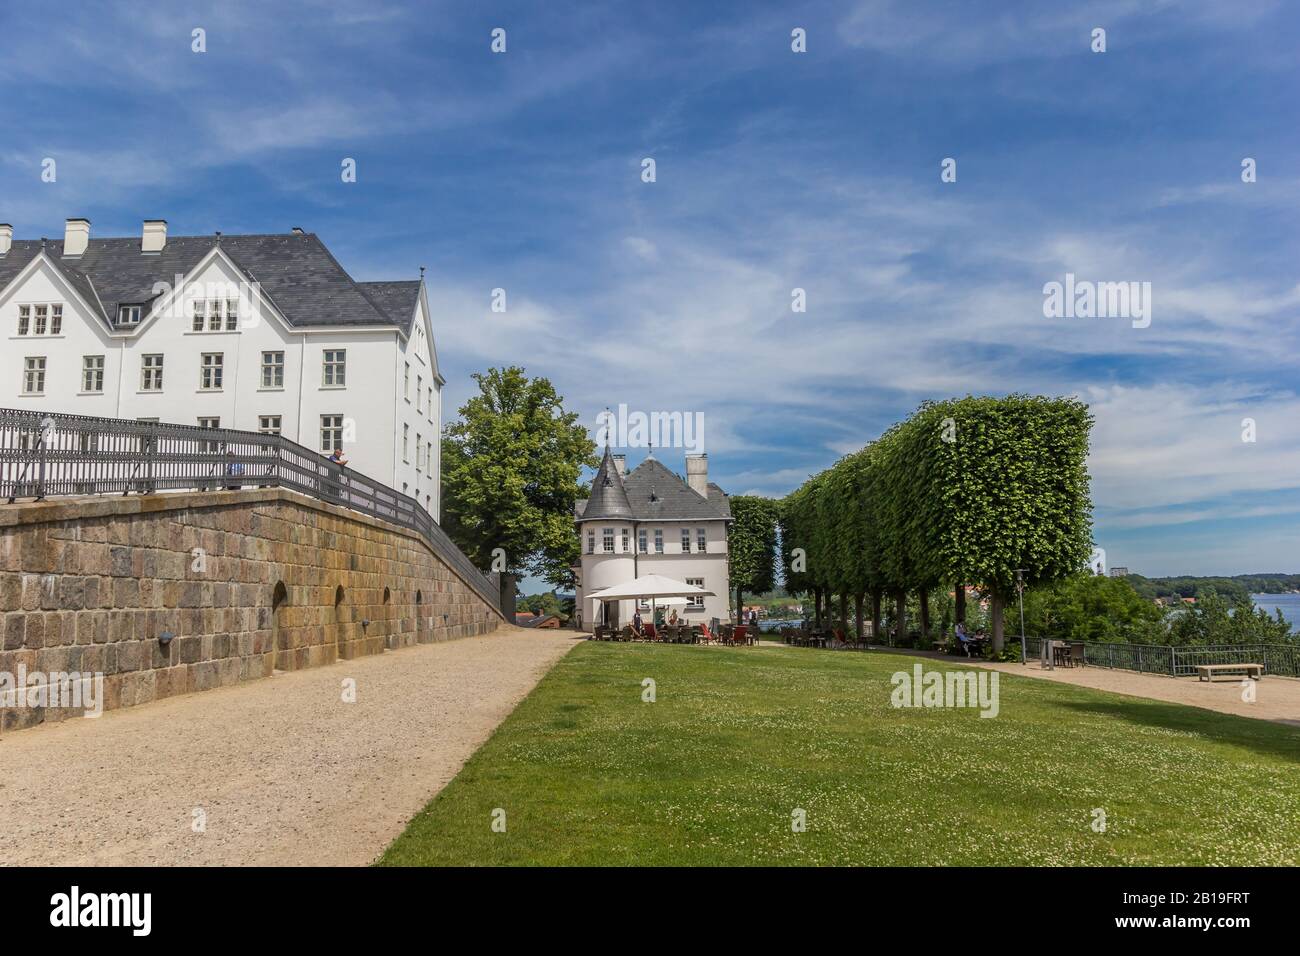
[686,454,708,496]
[612,454,626,477]
[142,219,167,253]
[63,218,90,257]
[0,224,11,256]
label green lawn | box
[379,642,1300,866]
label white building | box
[0,219,443,517]
[574,448,732,630]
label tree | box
[729,495,779,620]
[441,367,597,591]
[1022,574,1165,644]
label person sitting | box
[954,622,973,656]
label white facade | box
[573,452,732,630]
[0,221,443,518]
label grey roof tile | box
[578,454,730,522]
[0,232,411,333]
[580,446,634,520]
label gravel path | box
[0,626,579,866]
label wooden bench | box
[1196,663,1263,682]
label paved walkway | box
[866,645,1300,727]
[0,626,580,866]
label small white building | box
[573,448,732,630]
[0,219,443,517]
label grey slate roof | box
[580,447,634,520]
[577,452,730,523]
[0,232,417,333]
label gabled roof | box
[0,232,417,333]
[577,452,730,523]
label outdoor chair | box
[733,625,749,646]
[1068,642,1086,667]
[699,623,717,644]
[620,625,634,642]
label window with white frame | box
[261,351,284,388]
[685,577,705,610]
[681,528,691,553]
[427,386,433,423]
[33,305,47,335]
[22,357,46,394]
[17,305,30,336]
[320,414,344,452]
[654,529,664,553]
[141,354,164,391]
[602,528,615,553]
[403,424,409,462]
[225,299,238,331]
[417,375,423,412]
[323,349,346,386]
[192,301,204,332]
[117,305,140,326]
[638,529,648,553]
[81,355,105,393]
[697,528,707,553]
[587,530,596,554]
[404,362,410,401]
[259,415,282,435]
[197,417,221,454]
[50,305,62,334]
[416,433,422,472]
[206,300,223,332]
[621,527,630,552]
[200,353,223,390]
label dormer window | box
[118,305,142,325]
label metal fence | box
[1023,636,1299,677]
[0,406,501,613]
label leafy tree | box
[729,495,779,619]
[518,591,570,623]
[441,367,597,590]
[1022,574,1166,644]
[1166,589,1295,646]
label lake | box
[1252,593,1300,633]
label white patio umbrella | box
[588,574,714,629]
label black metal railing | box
[0,407,500,613]
[1022,637,1299,677]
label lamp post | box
[1014,569,1028,665]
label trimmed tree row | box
[779,395,1095,651]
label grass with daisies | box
[379,642,1300,866]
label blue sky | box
[2,0,1299,576]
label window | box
[587,530,596,554]
[81,355,105,393]
[602,528,615,553]
[50,305,62,334]
[17,305,29,336]
[225,299,238,331]
[638,529,648,553]
[697,528,707,553]
[34,305,47,335]
[22,357,46,394]
[198,416,220,428]
[323,349,346,386]
[117,305,140,326]
[404,363,410,401]
[654,529,664,553]
[320,415,344,453]
[200,353,224,390]
[141,354,164,391]
[685,578,705,610]
[417,376,423,412]
[403,424,409,462]
[259,415,282,435]
[415,433,422,472]
[681,529,691,553]
[192,301,204,332]
[206,300,222,332]
[261,351,284,388]
[621,528,630,552]
[427,387,433,422]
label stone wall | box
[0,488,502,729]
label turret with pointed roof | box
[579,446,634,521]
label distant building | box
[1089,547,1107,576]
[573,448,731,630]
[1109,567,1129,578]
